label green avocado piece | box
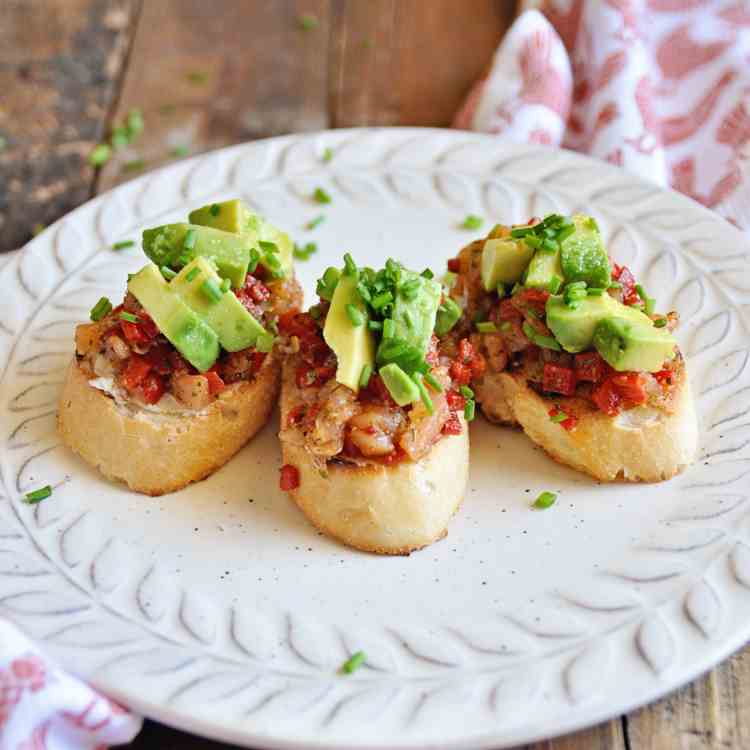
[525,246,563,291]
[391,270,442,357]
[593,316,676,372]
[170,257,268,352]
[435,297,462,336]
[480,238,535,291]
[189,199,293,279]
[323,272,375,392]
[127,263,219,372]
[559,214,611,288]
[142,223,250,289]
[546,293,650,353]
[379,363,420,406]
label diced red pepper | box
[573,351,607,383]
[498,298,523,321]
[442,412,463,435]
[592,378,621,416]
[121,354,152,391]
[205,370,226,395]
[447,257,461,273]
[446,389,466,410]
[141,373,166,404]
[542,363,577,396]
[610,372,647,405]
[235,274,271,305]
[279,464,300,491]
[612,264,639,306]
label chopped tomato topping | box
[451,338,485,384]
[144,342,172,375]
[612,264,639,306]
[447,257,461,273]
[498,298,523,321]
[548,407,578,432]
[610,372,647,404]
[654,368,674,385]
[235,274,271,305]
[168,350,192,373]
[121,354,152,391]
[591,378,621,416]
[295,363,336,389]
[542,363,577,396]
[573,351,608,383]
[279,464,300,491]
[120,314,159,345]
[446,389,466,410]
[512,287,550,316]
[287,404,306,426]
[442,412,463,435]
[141,373,166,404]
[205,370,226,395]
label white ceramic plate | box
[2,128,750,749]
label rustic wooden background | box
[2,1,750,748]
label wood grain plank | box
[627,648,750,750]
[329,0,514,128]
[523,718,627,750]
[97,0,331,191]
[0,0,138,252]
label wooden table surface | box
[2,1,750,748]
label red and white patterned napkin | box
[0,619,141,748]
[454,0,750,229]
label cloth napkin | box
[454,0,750,230]
[0,620,141,748]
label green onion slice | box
[346,303,365,327]
[24,485,52,504]
[119,311,139,323]
[533,491,557,509]
[201,278,223,303]
[340,651,366,674]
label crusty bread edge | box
[477,367,698,482]
[57,356,279,495]
[278,361,470,555]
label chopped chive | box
[654,317,668,328]
[201,278,223,303]
[306,214,325,230]
[210,203,221,217]
[89,296,113,322]
[546,275,562,294]
[460,385,474,399]
[609,281,622,290]
[322,147,333,163]
[346,304,365,327]
[111,127,129,149]
[259,240,278,254]
[248,248,261,274]
[368,320,383,331]
[635,284,647,300]
[421,268,434,279]
[293,242,317,260]
[371,291,393,310]
[126,108,144,137]
[424,372,443,392]
[343,253,357,277]
[476,321,497,334]
[542,238,558,253]
[494,282,506,299]
[183,229,197,250]
[412,373,434,414]
[533,491,557,509]
[112,240,135,250]
[460,214,484,230]
[185,266,200,282]
[171,145,190,158]
[298,13,319,30]
[313,187,332,204]
[524,235,542,249]
[24,485,52,504]
[89,143,111,167]
[220,278,231,293]
[522,321,561,351]
[404,310,415,329]
[587,287,605,296]
[255,332,275,353]
[160,266,177,280]
[400,279,420,301]
[464,399,476,421]
[556,224,575,243]
[644,297,656,316]
[119,311,139,323]
[383,319,396,339]
[359,364,372,388]
[550,410,568,423]
[340,651,366,674]
[510,226,534,238]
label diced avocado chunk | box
[593,316,676,372]
[379,363,420,406]
[559,214,611,288]
[127,263,219,372]
[526,247,563,291]
[323,272,376,392]
[435,297,462,336]
[391,270,442,357]
[189,199,293,279]
[170,257,268,352]
[142,223,250,289]
[480,238,535,291]
[546,293,650,353]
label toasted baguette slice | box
[278,361,469,555]
[58,356,279,495]
[474,360,697,482]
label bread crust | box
[475,362,698,482]
[57,356,279,495]
[278,361,469,555]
